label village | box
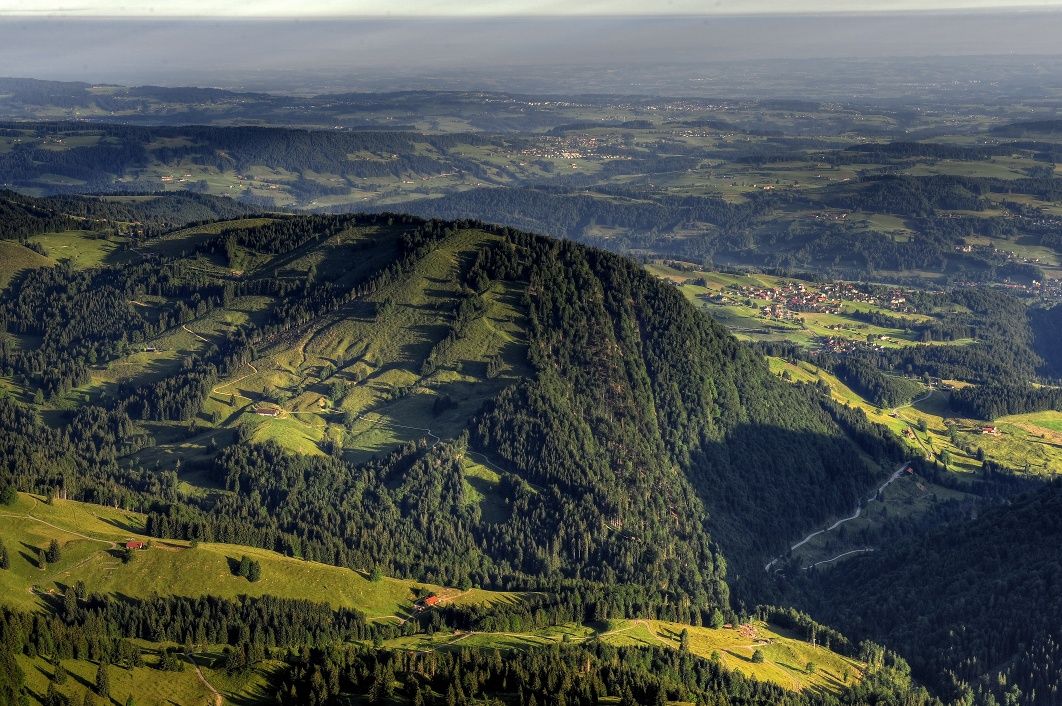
[518,134,631,163]
[706,278,913,324]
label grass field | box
[0,240,54,289]
[27,230,127,269]
[0,493,519,617]
[18,652,223,706]
[386,619,862,695]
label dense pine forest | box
[795,481,1062,706]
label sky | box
[4,0,1062,16]
[2,4,1062,89]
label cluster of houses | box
[519,135,628,163]
[954,278,1062,300]
[818,336,895,355]
[725,280,912,321]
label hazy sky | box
[5,0,1062,16]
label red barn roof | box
[125,540,146,550]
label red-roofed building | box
[125,541,146,550]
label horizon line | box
[4,6,1062,19]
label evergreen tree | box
[47,538,61,564]
[53,657,67,685]
[94,662,109,698]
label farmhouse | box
[125,540,146,550]
[255,406,282,417]
[414,594,440,611]
[981,425,999,435]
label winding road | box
[763,461,910,573]
[802,547,875,570]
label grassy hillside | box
[0,493,517,616]
[385,619,863,695]
[767,357,1062,476]
[0,240,53,290]
[0,492,869,704]
[16,652,278,706]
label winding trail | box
[464,449,507,474]
[0,510,115,547]
[192,660,223,706]
[182,324,209,343]
[211,361,259,403]
[763,461,910,573]
[354,413,441,448]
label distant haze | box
[6,0,1062,16]
[1,12,1062,91]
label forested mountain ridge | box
[0,188,255,239]
[0,195,951,704]
[0,197,903,604]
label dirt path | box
[764,461,910,572]
[893,390,936,457]
[182,324,210,343]
[464,449,506,474]
[192,660,223,706]
[388,420,441,447]
[353,413,441,448]
[0,510,116,547]
[211,361,259,402]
